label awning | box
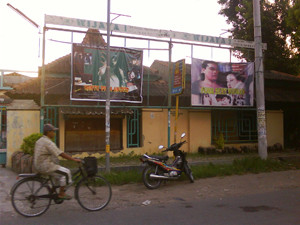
[60,107,133,115]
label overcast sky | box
[0,0,236,76]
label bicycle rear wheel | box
[75,175,112,211]
[11,177,51,217]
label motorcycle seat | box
[150,155,169,161]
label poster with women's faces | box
[191,58,254,107]
[71,44,143,103]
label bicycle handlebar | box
[74,158,85,165]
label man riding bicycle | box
[34,124,81,200]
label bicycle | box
[10,157,112,217]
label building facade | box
[1,30,300,167]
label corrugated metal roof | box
[265,70,300,81]
[9,71,300,105]
[0,93,12,105]
[60,107,133,115]
[7,100,40,110]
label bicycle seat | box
[18,173,39,178]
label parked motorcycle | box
[140,133,194,189]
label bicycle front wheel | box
[11,177,51,217]
[75,175,112,211]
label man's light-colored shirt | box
[34,136,63,173]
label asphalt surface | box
[1,169,300,225]
[1,152,300,224]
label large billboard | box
[71,44,143,103]
[191,58,254,107]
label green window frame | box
[127,109,141,148]
[44,107,59,144]
[212,110,257,143]
[0,107,7,149]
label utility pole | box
[253,0,268,159]
[167,40,172,147]
[105,0,111,172]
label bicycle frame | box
[11,160,112,217]
[13,163,87,201]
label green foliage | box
[20,133,43,156]
[214,133,225,150]
[218,0,300,75]
[287,0,300,51]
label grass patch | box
[101,169,142,185]
[191,157,299,180]
[62,155,300,186]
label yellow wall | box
[266,110,284,147]
[120,109,209,156]
[6,110,40,167]
[59,113,65,151]
[62,109,212,157]
[56,109,284,159]
[169,109,189,152]
[189,111,212,150]
[4,107,285,166]
[140,109,168,154]
[117,109,169,157]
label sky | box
[0,0,237,77]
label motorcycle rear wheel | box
[142,166,163,189]
[184,163,194,183]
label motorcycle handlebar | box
[163,140,186,152]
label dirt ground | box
[1,168,299,215]
[108,170,300,210]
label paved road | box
[1,187,300,225]
[1,167,300,225]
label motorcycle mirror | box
[158,145,164,150]
[181,133,186,138]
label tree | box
[287,0,300,50]
[218,0,300,75]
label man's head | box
[43,123,58,138]
[201,61,219,82]
[216,94,231,106]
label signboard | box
[45,15,267,50]
[191,58,254,107]
[171,59,186,95]
[71,44,143,102]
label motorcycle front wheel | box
[142,165,163,189]
[184,163,194,183]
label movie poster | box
[71,44,143,103]
[191,58,254,107]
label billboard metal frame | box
[40,14,265,152]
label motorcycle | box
[140,133,194,189]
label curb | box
[97,158,235,173]
[96,154,300,173]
